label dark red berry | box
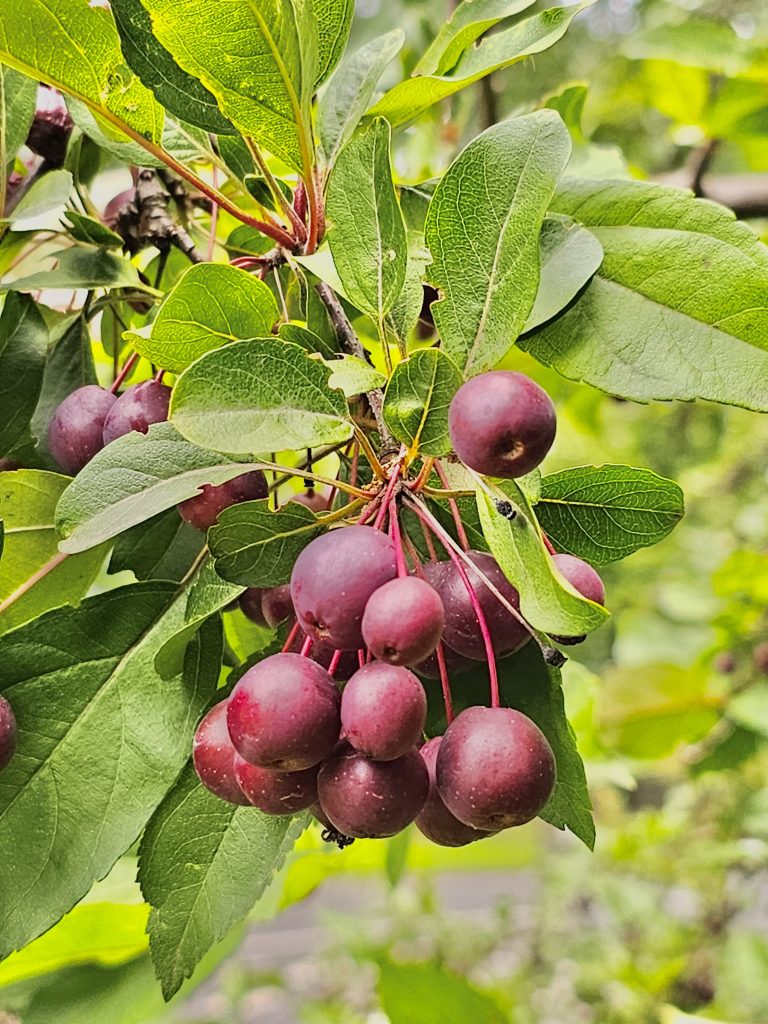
[290,489,328,512]
[413,642,474,680]
[317,747,429,839]
[102,380,171,444]
[362,576,445,666]
[551,553,606,645]
[341,662,426,761]
[48,385,117,475]
[239,588,268,627]
[436,706,556,831]
[448,371,556,478]
[227,652,340,770]
[0,696,17,772]
[261,585,294,628]
[178,470,268,532]
[193,701,250,805]
[415,737,494,847]
[26,86,73,166]
[233,753,318,814]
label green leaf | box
[312,0,354,87]
[367,2,594,129]
[170,339,353,455]
[109,508,203,583]
[0,66,36,219]
[536,464,684,565]
[209,498,324,587]
[0,0,163,144]
[382,348,462,457]
[1,246,141,293]
[0,470,105,634]
[61,211,125,248]
[2,169,73,226]
[325,354,387,397]
[426,111,571,376]
[129,263,279,374]
[385,229,431,349]
[523,215,603,333]
[54,421,249,553]
[317,29,404,169]
[521,179,768,411]
[476,484,609,637]
[110,0,233,135]
[0,294,47,457]
[326,118,408,321]
[378,959,508,1024]
[137,0,315,171]
[415,0,538,76]
[280,321,337,360]
[0,582,218,956]
[139,760,304,1001]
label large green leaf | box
[415,0,538,76]
[367,2,594,129]
[382,348,462,457]
[536,464,684,565]
[128,263,279,374]
[2,169,73,226]
[317,29,404,169]
[325,354,387,397]
[523,216,604,333]
[1,247,141,293]
[476,484,609,637]
[0,65,36,218]
[0,470,105,634]
[109,508,203,583]
[209,498,324,587]
[521,179,768,410]
[312,0,354,87]
[110,0,232,135]
[0,0,163,144]
[137,0,316,171]
[0,294,47,457]
[139,761,304,999]
[54,422,250,553]
[326,118,408,322]
[0,582,218,956]
[170,339,353,455]
[426,111,571,376]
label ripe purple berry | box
[341,662,426,761]
[415,737,494,847]
[48,385,117,475]
[178,470,268,532]
[233,753,319,815]
[227,652,340,770]
[448,371,556,478]
[362,576,445,666]
[436,706,556,831]
[0,696,17,772]
[551,553,606,645]
[239,588,268,627]
[193,701,250,805]
[261,585,294,628]
[102,380,171,444]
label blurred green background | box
[3,0,768,1021]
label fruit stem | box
[541,531,556,556]
[154,368,166,384]
[328,648,343,676]
[353,424,386,480]
[409,456,435,492]
[357,649,366,669]
[389,498,408,578]
[110,351,140,393]
[373,456,404,529]
[0,551,68,616]
[434,642,455,724]
[434,461,469,551]
[282,620,301,653]
[299,633,313,657]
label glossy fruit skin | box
[102,380,171,444]
[551,553,606,645]
[48,385,117,475]
[178,470,268,532]
[239,588,268,627]
[448,371,556,478]
[227,652,340,770]
[233,753,318,815]
[290,526,397,651]
[290,489,329,512]
[415,737,493,847]
[193,701,250,805]
[262,585,294,628]
[341,662,427,761]
[317,747,429,839]
[362,576,445,666]
[0,696,17,772]
[423,553,528,661]
[436,706,556,831]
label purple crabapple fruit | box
[436,706,556,831]
[415,737,494,847]
[48,385,117,475]
[233,753,318,814]
[239,588,268,627]
[0,696,17,772]
[317,746,429,839]
[362,576,445,666]
[261,585,294,628]
[227,652,340,770]
[341,662,427,761]
[290,526,397,650]
[178,470,268,532]
[448,370,556,478]
[290,489,329,512]
[551,553,606,645]
[193,701,250,805]
[102,380,172,444]
[422,552,528,661]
